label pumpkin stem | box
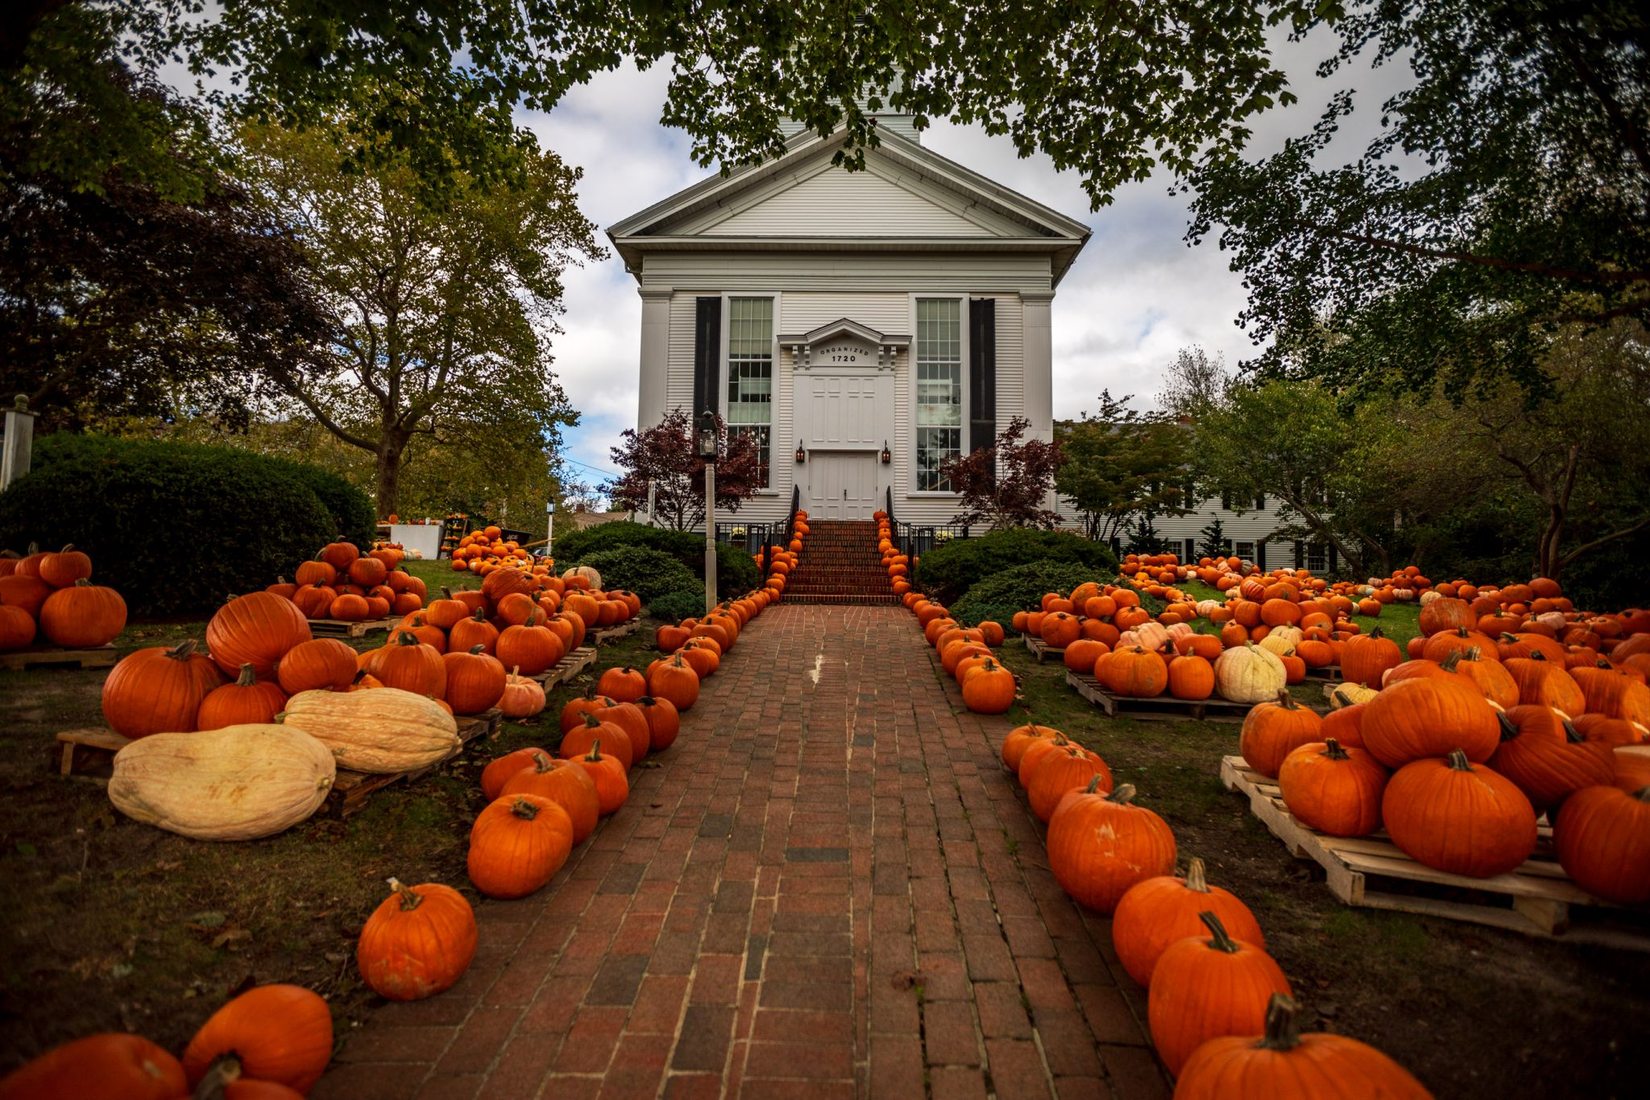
[394,630,420,646]
[1275,690,1297,710]
[510,798,541,819]
[582,713,602,728]
[1561,718,1585,744]
[530,750,555,773]
[233,663,257,687]
[637,696,657,706]
[509,665,521,678]
[468,644,486,655]
[1633,786,1650,803]
[389,877,423,911]
[165,640,199,660]
[585,740,603,762]
[1528,650,1548,662]
[1184,857,1210,893]
[1199,910,1241,954]
[442,586,454,600]
[192,1056,244,1100]
[471,607,489,622]
[1322,738,1350,760]
[1368,626,1385,639]
[1440,650,1464,673]
[72,577,92,588]
[1496,712,1519,741]
[1445,749,1473,772]
[1106,782,1137,804]
[1255,993,1303,1052]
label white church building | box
[609,114,1090,525]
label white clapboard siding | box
[639,252,1055,296]
[704,164,1006,238]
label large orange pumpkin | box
[1111,858,1264,988]
[1277,738,1387,837]
[1024,744,1114,822]
[501,750,601,843]
[1359,677,1500,768]
[196,663,288,729]
[1239,692,1324,779]
[205,593,311,680]
[1046,781,1176,914]
[37,578,127,647]
[276,638,358,694]
[356,878,478,1001]
[1147,911,1293,1076]
[0,1032,186,1100]
[1488,705,1614,813]
[1382,751,1537,877]
[101,641,226,738]
[466,794,574,899]
[1554,785,1650,905]
[181,983,333,1093]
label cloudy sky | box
[521,24,1398,489]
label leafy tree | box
[1126,515,1166,555]
[1197,518,1232,560]
[239,115,597,515]
[1054,392,1192,542]
[12,1,1318,206]
[605,410,763,532]
[1190,0,1650,395]
[940,416,1064,531]
[1158,347,1232,419]
[0,4,325,429]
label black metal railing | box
[784,484,801,546]
[884,486,897,552]
[895,523,972,583]
[714,521,778,577]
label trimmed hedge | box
[0,434,369,616]
[577,546,701,610]
[553,521,761,599]
[951,561,1102,628]
[647,589,708,623]
[266,458,376,547]
[917,528,1118,606]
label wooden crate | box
[1023,635,1066,663]
[1302,663,1344,682]
[1065,670,1263,723]
[56,728,130,777]
[1220,755,1650,947]
[1,645,118,672]
[590,619,638,645]
[308,617,398,639]
[535,646,597,689]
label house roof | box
[608,127,1091,287]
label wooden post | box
[1,395,35,490]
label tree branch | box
[1286,219,1650,285]
[1556,514,1650,570]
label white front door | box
[806,451,879,520]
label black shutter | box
[693,296,722,420]
[968,298,996,456]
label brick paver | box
[315,605,1167,1100]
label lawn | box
[0,568,664,1069]
[975,637,1650,1099]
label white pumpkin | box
[1213,643,1289,704]
[280,688,460,774]
[108,724,335,841]
[562,564,602,589]
[1258,633,1297,658]
[1419,590,1442,606]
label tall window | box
[726,297,773,487]
[915,298,962,490]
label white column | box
[636,288,672,429]
[1022,291,1055,442]
[0,397,36,490]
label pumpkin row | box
[1000,721,1432,1093]
[0,544,129,650]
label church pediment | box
[778,318,910,371]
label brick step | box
[784,595,902,605]
[783,585,896,595]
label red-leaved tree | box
[940,416,1065,530]
[605,409,763,531]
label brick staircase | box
[782,520,901,605]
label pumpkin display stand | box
[1302,663,1344,682]
[1022,634,1066,663]
[1065,669,1298,723]
[532,645,597,689]
[1220,755,1650,948]
[0,643,119,672]
[55,709,503,818]
[306,614,399,639]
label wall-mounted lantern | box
[880,441,892,465]
[795,443,807,463]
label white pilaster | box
[636,288,673,429]
[1022,291,1055,441]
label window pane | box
[916,298,962,488]
[726,297,773,488]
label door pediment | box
[779,318,910,371]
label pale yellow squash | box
[280,687,460,773]
[108,723,335,840]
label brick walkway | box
[316,605,1167,1100]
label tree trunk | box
[375,436,407,518]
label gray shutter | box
[693,297,721,420]
[968,298,996,455]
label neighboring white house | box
[1141,492,1341,574]
[608,117,1090,525]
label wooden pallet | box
[327,709,501,817]
[1302,663,1344,682]
[1,645,118,672]
[1220,755,1650,947]
[590,619,638,645]
[1023,635,1066,663]
[308,616,399,639]
[535,646,597,688]
[1065,670,1268,723]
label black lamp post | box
[697,411,718,612]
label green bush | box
[0,434,343,616]
[917,528,1118,605]
[266,459,376,546]
[553,521,761,597]
[578,546,701,605]
[951,561,1104,628]
[647,589,707,623]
